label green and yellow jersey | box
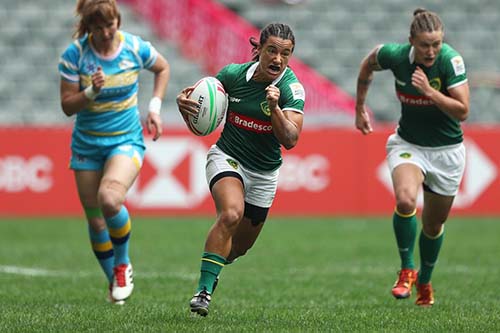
[377,43,467,146]
[216,62,305,171]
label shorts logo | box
[260,101,271,116]
[399,152,412,159]
[75,153,86,162]
[226,159,239,170]
[118,145,133,152]
[429,78,441,91]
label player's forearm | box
[427,89,469,122]
[151,64,170,100]
[271,108,300,150]
[60,91,94,116]
[356,61,374,109]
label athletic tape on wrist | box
[148,96,162,115]
[83,85,100,100]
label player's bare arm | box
[267,85,303,150]
[412,66,469,121]
[60,67,105,116]
[146,54,170,141]
[355,45,383,134]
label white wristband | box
[149,96,162,115]
[83,85,100,100]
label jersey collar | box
[88,31,124,61]
[246,62,287,85]
[409,46,415,64]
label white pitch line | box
[0,265,67,277]
[0,265,197,280]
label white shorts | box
[205,145,279,208]
[386,133,466,196]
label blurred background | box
[1,0,499,126]
[1,0,500,216]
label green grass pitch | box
[0,216,499,332]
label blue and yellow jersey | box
[58,31,158,136]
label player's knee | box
[395,193,417,215]
[217,207,243,232]
[423,223,444,238]
[88,220,107,233]
[97,180,126,216]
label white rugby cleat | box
[107,284,125,305]
[112,263,134,301]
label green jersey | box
[215,62,305,171]
[377,43,467,146]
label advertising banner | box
[0,126,498,217]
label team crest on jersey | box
[399,152,412,159]
[86,63,97,73]
[260,101,271,116]
[226,159,239,170]
[429,78,441,91]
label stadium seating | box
[218,0,500,124]
[0,0,498,125]
[0,0,203,126]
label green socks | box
[418,228,444,284]
[393,209,417,269]
[197,252,226,294]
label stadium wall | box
[1,126,499,217]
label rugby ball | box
[186,77,228,136]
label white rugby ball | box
[186,77,228,136]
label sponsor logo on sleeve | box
[289,83,305,101]
[451,56,465,76]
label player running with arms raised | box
[355,8,469,307]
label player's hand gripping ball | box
[186,77,228,136]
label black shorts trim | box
[209,171,243,192]
[423,183,438,194]
[244,202,269,225]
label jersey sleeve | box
[443,50,467,89]
[377,43,406,70]
[58,41,81,83]
[279,71,305,113]
[133,35,158,69]
[215,64,237,92]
